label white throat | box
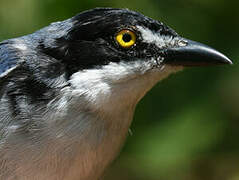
[69,60,181,112]
[44,60,182,179]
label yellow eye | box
[116,29,136,48]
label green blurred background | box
[0,0,238,179]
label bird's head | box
[40,8,231,110]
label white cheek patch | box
[137,26,178,49]
[68,60,155,105]
[69,60,155,90]
[67,59,183,112]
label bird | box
[0,7,232,180]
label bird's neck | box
[44,89,137,180]
[42,62,182,179]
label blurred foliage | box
[0,0,239,179]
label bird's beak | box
[163,39,232,66]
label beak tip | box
[225,58,233,65]
[217,53,233,65]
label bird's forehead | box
[73,8,151,23]
[136,25,179,49]
[72,8,175,34]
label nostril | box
[178,39,188,47]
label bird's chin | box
[163,64,184,73]
[154,64,184,81]
[150,58,184,75]
[155,64,184,72]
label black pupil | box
[122,33,132,42]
